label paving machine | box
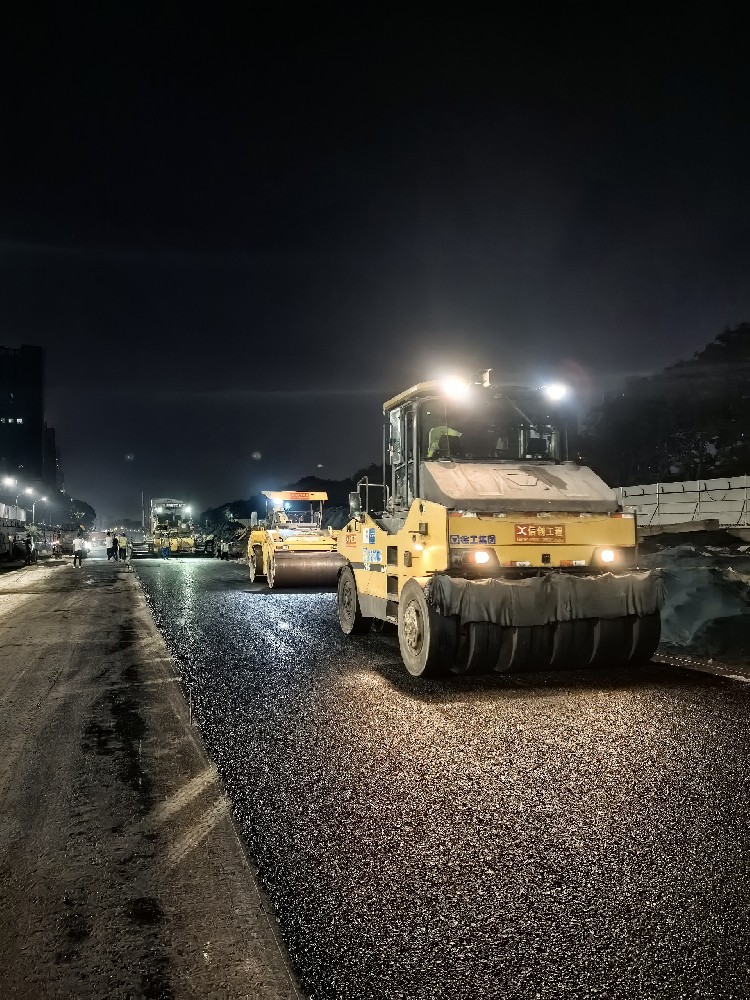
[248,490,345,589]
[336,373,664,677]
[149,498,195,555]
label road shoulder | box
[0,559,301,999]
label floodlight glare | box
[441,376,470,399]
[184,506,192,514]
[474,551,491,564]
[542,383,567,401]
[25,487,34,495]
[3,476,15,487]
[600,549,616,563]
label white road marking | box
[150,766,219,825]
[655,652,750,684]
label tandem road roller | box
[336,373,664,677]
[248,490,345,589]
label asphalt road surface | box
[137,557,750,1000]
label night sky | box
[2,6,748,522]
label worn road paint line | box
[166,798,228,867]
[655,653,750,684]
[151,766,219,826]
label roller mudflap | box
[268,551,346,590]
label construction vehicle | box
[336,373,664,677]
[248,490,345,588]
[149,498,195,556]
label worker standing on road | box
[24,536,33,565]
[161,534,170,559]
[112,533,120,562]
[72,534,84,568]
[106,530,114,561]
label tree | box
[582,323,750,485]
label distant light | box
[3,476,16,486]
[474,551,490,564]
[25,487,33,495]
[184,506,192,514]
[156,506,163,513]
[600,549,616,563]
[441,376,470,399]
[283,502,291,509]
[251,451,262,461]
[542,383,567,401]
[317,463,324,468]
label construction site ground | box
[0,558,300,1000]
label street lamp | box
[31,496,48,525]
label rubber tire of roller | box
[398,579,457,678]
[549,619,596,669]
[527,623,554,670]
[337,565,373,635]
[590,617,630,667]
[453,621,502,675]
[628,612,661,665]
[496,626,531,673]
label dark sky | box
[2,5,748,522]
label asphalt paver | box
[137,557,750,1000]
[0,558,300,1000]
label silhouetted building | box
[0,344,61,489]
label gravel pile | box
[139,561,750,1000]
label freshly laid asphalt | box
[137,557,750,1000]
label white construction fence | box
[618,476,750,527]
[0,503,26,522]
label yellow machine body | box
[149,498,195,556]
[248,490,344,589]
[340,504,638,610]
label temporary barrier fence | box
[0,504,27,523]
[618,476,750,527]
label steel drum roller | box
[269,551,346,589]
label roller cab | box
[336,375,664,677]
[248,491,345,589]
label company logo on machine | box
[345,533,357,547]
[450,534,497,545]
[364,528,376,544]
[515,523,566,543]
[363,548,383,567]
